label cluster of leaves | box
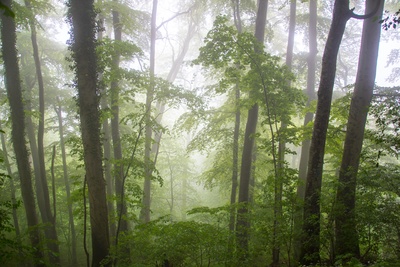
[380,9,400,30]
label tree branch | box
[350,0,381,20]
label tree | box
[55,100,78,266]
[271,1,296,266]
[236,1,268,261]
[294,0,317,263]
[334,0,384,261]
[140,0,158,223]
[0,0,45,265]
[24,1,60,263]
[300,0,383,265]
[67,0,111,265]
[110,0,129,246]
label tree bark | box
[236,0,268,261]
[68,0,111,265]
[0,1,45,265]
[334,0,384,261]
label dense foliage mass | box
[0,0,399,266]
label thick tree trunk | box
[0,1,45,265]
[236,0,268,261]
[293,0,317,263]
[299,0,382,264]
[55,103,78,266]
[68,0,111,266]
[334,0,384,261]
[299,1,352,265]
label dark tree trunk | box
[68,0,111,265]
[0,1,45,265]
[299,0,382,264]
[299,1,352,265]
[236,0,268,261]
[334,0,384,261]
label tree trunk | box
[0,1,45,265]
[293,0,317,263]
[55,102,78,266]
[334,0,384,261]
[299,1,352,264]
[271,2,296,266]
[299,0,382,264]
[140,0,158,223]
[68,0,111,265]
[236,0,268,261]
[229,0,242,235]
[24,1,60,264]
[97,0,117,239]
[111,0,129,241]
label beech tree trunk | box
[68,0,111,265]
[334,0,384,261]
[300,0,382,264]
[236,0,268,261]
[300,2,352,264]
[0,1,45,265]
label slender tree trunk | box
[293,0,317,264]
[97,0,117,239]
[68,0,111,265]
[271,2,296,266]
[55,102,78,266]
[334,0,384,261]
[229,0,242,235]
[236,0,268,261]
[111,0,129,241]
[140,0,158,223]
[24,1,60,264]
[0,1,45,265]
